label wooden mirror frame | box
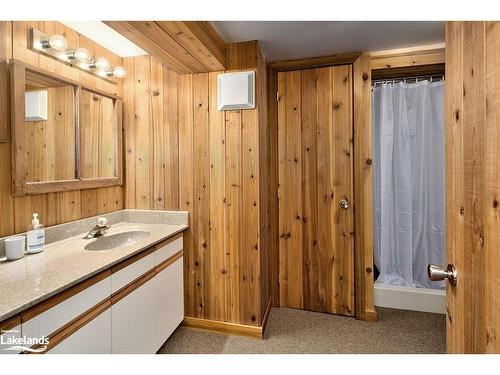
[9,60,123,196]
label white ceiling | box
[210,21,445,61]
[60,21,147,57]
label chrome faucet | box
[85,217,110,239]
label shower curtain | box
[372,80,445,289]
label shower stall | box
[371,77,446,313]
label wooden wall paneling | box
[269,52,362,72]
[208,71,227,322]
[224,109,242,323]
[240,46,260,325]
[276,71,287,308]
[370,43,445,70]
[12,21,39,66]
[182,21,226,70]
[301,68,319,312]
[445,21,465,353]
[352,52,377,321]
[468,21,490,352]
[163,69,179,210]
[282,69,303,309]
[80,189,99,218]
[178,73,195,317]
[122,57,136,208]
[0,22,11,143]
[267,63,280,308]
[332,65,354,315]
[192,73,210,319]
[484,21,500,354]
[105,21,226,74]
[257,44,270,321]
[129,21,206,73]
[315,67,335,313]
[151,58,166,210]
[462,21,486,352]
[156,22,225,71]
[104,21,192,73]
[134,56,153,209]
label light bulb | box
[72,48,91,63]
[44,34,68,51]
[93,57,110,70]
[112,66,126,78]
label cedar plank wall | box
[0,21,124,238]
[123,41,270,326]
[445,21,500,354]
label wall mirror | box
[10,60,122,196]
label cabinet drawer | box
[22,275,111,341]
[47,309,111,354]
[112,252,155,293]
[155,235,183,266]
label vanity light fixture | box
[31,28,125,80]
[88,57,111,70]
[40,34,68,51]
[65,47,91,63]
[110,66,126,78]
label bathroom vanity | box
[0,210,188,354]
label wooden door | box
[278,65,354,316]
[445,21,500,353]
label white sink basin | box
[84,231,151,251]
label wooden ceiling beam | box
[104,21,226,73]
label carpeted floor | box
[158,307,446,354]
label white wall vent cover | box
[25,90,48,122]
[217,71,255,111]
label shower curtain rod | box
[371,74,445,86]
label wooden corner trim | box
[260,298,272,336]
[20,269,112,323]
[269,51,362,72]
[182,316,263,340]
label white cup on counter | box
[4,236,26,260]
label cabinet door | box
[111,278,156,354]
[47,309,111,354]
[154,257,184,350]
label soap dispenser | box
[27,213,45,254]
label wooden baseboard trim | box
[182,317,263,339]
[261,298,272,336]
[364,309,378,322]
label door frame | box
[267,51,377,321]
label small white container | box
[4,236,26,260]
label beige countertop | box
[0,221,187,322]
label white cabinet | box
[9,233,184,355]
[155,236,183,266]
[23,276,111,341]
[112,252,155,293]
[47,309,111,354]
[111,276,157,354]
[153,257,184,350]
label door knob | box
[340,198,349,209]
[427,263,457,286]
